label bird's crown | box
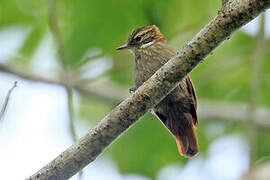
[116,25,166,51]
[127,25,166,48]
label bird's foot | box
[129,87,137,94]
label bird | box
[116,25,198,158]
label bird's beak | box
[116,44,129,50]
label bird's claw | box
[129,87,137,94]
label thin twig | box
[248,13,265,169]
[1,63,270,127]
[48,0,79,141]
[27,1,270,179]
[0,81,17,122]
[48,0,67,68]
[77,53,106,67]
[48,0,83,178]
[67,89,77,142]
[66,88,83,178]
[0,64,64,85]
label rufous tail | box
[175,124,198,158]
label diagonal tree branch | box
[25,0,270,179]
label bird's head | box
[116,25,166,52]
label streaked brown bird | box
[117,25,199,158]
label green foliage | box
[1,0,270,178]
[78,96,113,124]
[192,31,254,102]
[260,51,270,106]
[257,129,270,163]
[18,26,46,63]
[109,114,181,179]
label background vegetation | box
[0,0,269,179]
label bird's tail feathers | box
[175,124,198,158]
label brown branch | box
[26,0,270,179]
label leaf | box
[108,113,211,178]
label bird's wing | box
[185,76,198,127]
[152,76,199,158]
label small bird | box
[116,25,198,158]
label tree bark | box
[24,0,270,179]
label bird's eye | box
[135,36,141,41]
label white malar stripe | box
[128,49,135,55]
[141,40,155,48]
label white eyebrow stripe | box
[140,40,155,48]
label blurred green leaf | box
[192,31,255,102]
[18,25,45,62]
[108,114,211,178]
[2,0,270,178]
[78,96,113,124]
[257,129,270,163]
